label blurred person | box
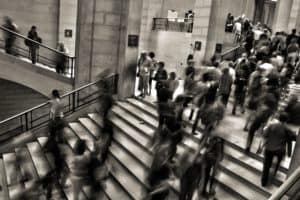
[201,136,224,197]
[218,67,233,106]
[70,139,92,200]
[154,61,168,97]
[286,29,298,47]
[245,95,276,153]
[225,13,234,32]
[261,112,296,186]
[232,58,250,115]
[49,90,65,143]
[137,51,152,98]
[2,16,18,54]
[179,151,203,200]
[244,66,263,131]
[165,72,179,98]
[148,52,157,95]
[286,38,299,66]
[56,42,67,74]
[233,18,242,44]
[26,26,42,64]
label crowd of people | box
[137,24,299,198]
[2,16,68,74]
[3,13,300,200]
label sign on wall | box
[65,29,73,38]
[215,43,223,53]
[128,35,139,47]
[194,41,201,51]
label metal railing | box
[0,25,76,78]
[152,18,194,33]
[269,166,300,200]
[0,73,118,141]
[220,44,244,61]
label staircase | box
[0,96,294,200]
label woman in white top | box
[49,89,65,143]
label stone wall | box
[0,0,59,48]
[58,0,78,56]
[161,0,196,18]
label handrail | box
[269,166,300,200]
[0,73,118,138]
[0,73,116,125]
[0,25,74,58]
[220,45,241,57]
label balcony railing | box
[0,25,76,78]
[152,18,194,33]
[0,73,119,141]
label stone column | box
[75,0,143,99]
[288,0,300,32]
[58,0,78,56]
[139,0,164,52]
[117,0,143,99]
[192,0,214,64]
[273,0,294,32]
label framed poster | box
[194,41,201,51]
[128,35,139,47]
[215,43,223,53]
[64,29,73,38]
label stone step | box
[113,101,278,199]
[64,126,133,200]
[133,97,291,173]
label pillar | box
[75,0,143,99]
[139,0,164,52]
[192,0,214,64]
[273,0,294,32]
[58,0,78,57]
[288,0,300,32]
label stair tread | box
[216,172,268,200]
[224,145,286,184]
[72,120,144,199]
[68,122,95,151]
[0,158,9,200]
[110,112,151,148]
[110,142,149,185]
[131,98,290,171]
[112,106,154,135]
[115,100,280,198]
[108,154,147,199]
[15,147,39,182]
[66,123,133,200]
[26,141,52,178]
[2,152,22,185]
[78,118,101,138]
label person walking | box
[70,139,92,200]
[261,113,296,187]
[137,52,152,98]
[154,61,168,97]
[218,67,233,106]
[201,136,224,197]
[2,16,18,55]
[26,26,42,64]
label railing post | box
[72,92,76,112]
[25,113,29,131]
[152,18,156,30]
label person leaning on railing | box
[25,25,42,64]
